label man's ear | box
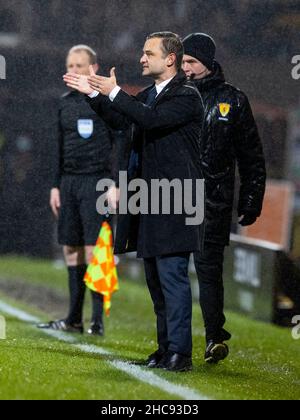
[167,53,176,68]
[92,63,99,74]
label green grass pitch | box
[0,256,299,400]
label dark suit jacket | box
[88,72,205,258]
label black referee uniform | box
[50,89,115,334]
[54,90,113,244]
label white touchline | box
[0,300,210,401]
[110,360,210,400]
[76,343,112,356]
[43,328,78,343]
[75,344,209,400]
[0,301,40,323]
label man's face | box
[66,51,96,76]
[140,38,171,78]
[182,54,209,80]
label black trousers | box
[144,253,192,357]
[58,174,106,246]
[194,243,231,344]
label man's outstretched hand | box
[88,66,117,96]
[63,66,118,97]
[63,73,94,95]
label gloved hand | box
[238,211,258,227]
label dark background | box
[0,0,299,257]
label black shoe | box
[37,319,84,334]
[205,341,229,364]
[157,351,193,372]
[87,322,104,336]
[145,350,167,369]
[220,329,232,342]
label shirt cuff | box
[88,91,100,99]
[109,86,121,102]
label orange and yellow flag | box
[84,222,119,316]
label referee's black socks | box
[66,265,87,325]
[91,291,104,326]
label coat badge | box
[219,103,231,118]
[77,119,94,139]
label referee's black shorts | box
[58,174,109,247]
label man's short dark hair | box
[68,45,97,65]
[147,32,183,71]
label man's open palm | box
[88,66,117,96]
[63,73,93,95]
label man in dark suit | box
[64,32,204,372]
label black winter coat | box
[88,73,204,258]
[194,62,266,246]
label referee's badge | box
[77,119,94,139]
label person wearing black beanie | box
[182,33,266,364]
[183,32,216,71]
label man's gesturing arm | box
[87,68,203,130]
[112,88,202,131]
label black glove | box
[238,211,258,227]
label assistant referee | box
[38,45,114,335]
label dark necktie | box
[145,86,157,107]
[128,87,157,177]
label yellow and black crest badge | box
[219,103,231,117]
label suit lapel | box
[153,72,187,107]
[137,72,187,107]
